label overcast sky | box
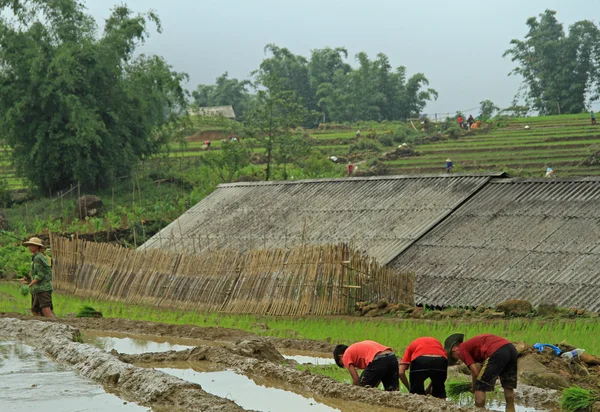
[86,0,597,115]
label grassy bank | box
[1,282,599,355]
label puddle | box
[158,367,336,411]
[0,341,147,412]
[83,330,196,355]
[456,393,549,412]
[156,364,402,412]
[282,354,336,365]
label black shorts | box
[409,356,448,398]
[475,343,518,392]
[32,291,53,313]
[359,352,399,391]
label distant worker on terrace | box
[356,129,361,138]
[399,337,448,398]
[333,340,399,391]
[446,158,453,173]
[457,115,463,129]
[445,333,517,411]
[545,166,554,178]
[592,111,596,125]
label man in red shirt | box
[333,340,399,391]
[399,337,447,398]
[444,334,517,411]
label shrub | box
[377,135,394,147]
[347,139,382,154]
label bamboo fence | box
[51,237,414,315]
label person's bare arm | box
[468,363,480,390]
[347,364,360,385]
[399,363,410,391]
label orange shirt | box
[342,340,391,370]
[400,337,446,365]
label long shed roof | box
[390,177,600,311]
[140,174,503,263]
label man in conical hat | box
[21,237,56,319]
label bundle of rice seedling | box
[20,285,30,296]
[560,386,598,412]
[446,380,473,398]
[76,305,103,318]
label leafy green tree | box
[504,10,600,114]
[192,72,253,118]
[0,0,187,192]
[254,44,314,111]
[203,141,251,183]
[480,100,500,120]
[242,90,313,181]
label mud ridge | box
[0,318,249,412]
[119,338,485,412]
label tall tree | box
[254,44,314,111]
[242,90,312,181]
[192,72,252,118]
[504,10,600,115]
[0,0,188,192]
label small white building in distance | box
[188,105,236,119]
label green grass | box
[1,282,600,355]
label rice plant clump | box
[20,285,30,296]
[446,380,473,399]
[560,386,597,412]
[76,305,103,318]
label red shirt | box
[342,340,391,370]
[459,334,511,366]
[457,117,463,123]
[400,337,446,365]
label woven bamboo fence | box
[51,237,414,316]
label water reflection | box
[0,342,147,412]
[158,367,339,412]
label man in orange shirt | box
[399,337,448,398]
[445,333,517,411]
[333,340,399,391]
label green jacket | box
[30,252,53,294]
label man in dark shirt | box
[445,334,517,411]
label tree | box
[254,44,314,111]
[203,141,251,183]
[191,72,253,118]
[242,90,313,181]
[480,100,500,120]
[0,0,188,193]
[504,10,600,115]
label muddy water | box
[0,341,147,412]
[83,330,197,354]
[157,365,402,412]
[280,349,336,365]
[457,394,549,412]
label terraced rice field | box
[383,114,600,177]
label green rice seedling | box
[76,305,103,318]
[20,285,30,296]
[446,380,473,399]
[560,386,598,412]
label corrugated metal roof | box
[140,174,502,263]
[390,177,600,311]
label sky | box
[86,0,598,115]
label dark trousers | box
[409,356,448,398]
[359,353,399,391]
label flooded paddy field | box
[0,341,147,412]
[0,315,561,411]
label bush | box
[0,240,32,279]
[440,118,463,139]
[377,135,394,147]
[297,152,337,178]
[392,123,423,144]
[347,139,382,154]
